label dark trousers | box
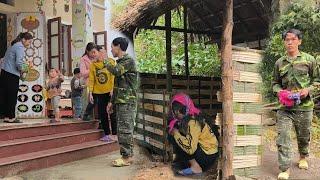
[168,135,219,171]
[84,93,117,135]
[0,70,19,119]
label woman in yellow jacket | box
[84,46,116,142]
[168,93,219,176]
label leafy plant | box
[135,11,220,77]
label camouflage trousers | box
[276,110,312,171]
[116,103,136,158]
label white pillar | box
[72,0,93,68]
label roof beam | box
[141,25,216,35]
[184,1,213,31]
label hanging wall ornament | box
[53,0,58,16]
[21,16,39,31]
[36,0,44,14]
[64,0,70,12]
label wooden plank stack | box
[217,47,263,178]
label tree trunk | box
[221,0,234,179]
[165,11,172,92]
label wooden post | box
[165,11,172,92]
[183,5,189,76]
[221,0,234,179]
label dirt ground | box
[3,146,200,180]
[260,125,320,180]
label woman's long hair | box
[82,42,97,57]
[11,32,33,46]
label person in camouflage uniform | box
[272,29,320,180]
[104,37,138,167]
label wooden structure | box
[112,0,271,179]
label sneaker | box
[100,135,112,142]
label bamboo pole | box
[221,0,234,179]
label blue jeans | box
[72,96,82,118]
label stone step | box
[0,129,103,158]
[0,120,99,141]
[0,140,119,177]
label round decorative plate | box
[18,94,28,103]
[18,84,28,93]
[32,94,43,102]
[25,48,35,57]
[17,104,29,113]
[32,84,43,93]
[33,56,42,66]
[32,38,42,48]
[32,104,43,113]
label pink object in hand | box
[168,119,178,133]
[278,90,295,107]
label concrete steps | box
[0,120,119,178]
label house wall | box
[1,0,105,31]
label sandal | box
[278,169,290,180]
[112,158,131,167]
[178,168,202,176]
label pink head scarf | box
[168,93,200,133]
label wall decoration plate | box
[32,104,43,113]
[21,16,39,30]
[25,48,35,57]
[19,84,28,92]
[24,69,40,82]
[32,84,43,93]
[32,38,42,48]
[17,104,29,113]
[33,56,42,66]
[32,94,43,102]
[18,94,29,103]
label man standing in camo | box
[104,37,138,167]
[272,29,320,180]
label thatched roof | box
[112,0,272,44]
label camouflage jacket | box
[272,52,320,111]
[104,54,138,104]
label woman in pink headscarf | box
[168,93,219,176]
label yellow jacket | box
[88,60,115,94]
[173,120,218,155]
